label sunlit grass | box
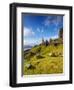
[23,44,63,75]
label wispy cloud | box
[24,27,35,37]
[37,27,44,33]
[44,16,63,27]
[44,17,51,26]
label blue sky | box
[22,14,63,46]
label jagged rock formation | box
[42,38,45,45]
[45,40,49,46]
[59,28,63,39]
[41,28,63,46]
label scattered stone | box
[59,53,63,57]
[49,53,52,56]
[49,52,63,57]
[25,63,31,68]
[36,53,44,59]
[25,63,36,69]
[49,52,57,57]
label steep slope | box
[23,43,63,75]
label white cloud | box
[24,39,35,46]
[24,27,35,37]
[37,28,40,32]
[24,39,39,46]
[24,40,27,45]
[51,35,58,39]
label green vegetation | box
[23,43,63,75]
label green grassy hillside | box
[23,44,63,75]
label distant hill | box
[24,45,33,51]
